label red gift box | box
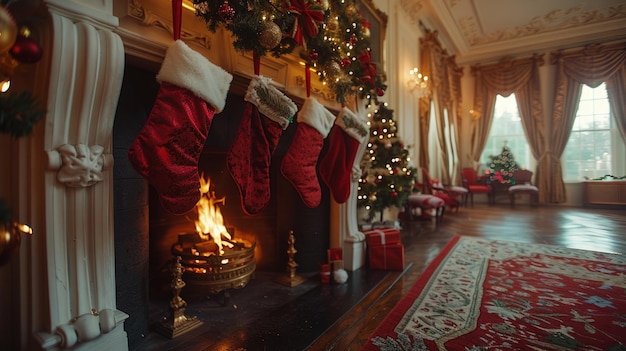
[368,243,405,271]
[363,227,401,246]
[327,248,343,262]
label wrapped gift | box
[368,243,405,271]
[319,263,331,284]
[327,248,343,262]
[363,227,401,246]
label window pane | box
[562,82,623,181]
[480,94,530,174]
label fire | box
[194,176,234,254]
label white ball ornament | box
[333,269,348,284]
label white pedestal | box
[344,237,367,271]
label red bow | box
[358,50,378,89]
[286,0,324,48]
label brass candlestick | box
[275,230,306,287]
[154,256,203,338]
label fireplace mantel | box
[0,1,369,350]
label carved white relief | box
[295,75,336,101]
[36,309,129,350]
[46,144,113,187]
[128,0,212,49]
[400,0,425,25]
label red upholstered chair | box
[509,169,539,207]
[461,167,492,206]
[421,168,467,212]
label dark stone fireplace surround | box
[112,64,332,348]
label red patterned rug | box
[361,235,626,350]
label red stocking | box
[280,97,335,208]
[227,68,297,215]
[319,107,368,203]
[128,40,232,215]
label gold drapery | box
[548,42,626,203]
[418,30,463,185]
[470,55,547,201]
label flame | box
[195,176,234,254]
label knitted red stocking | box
[280,97,335,208]
[128,40,232,215]
[227,72,297,215]
[319,107,369,203]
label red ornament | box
[390,191,398,198]
[340,57,351,68]
[374,178,382,184]
[376,88,385,97]
[349,36,358,46]
[9,34,42,64]
[358,50,378,89]
[218,3,235,21]
[308,51,318,61]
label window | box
[562,83,626,181]
[479,94,532,173]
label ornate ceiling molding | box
[400,0,426,25]
[461,4,626,46]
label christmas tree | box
[486,144,520,184]
[357,103,416,223]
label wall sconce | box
[407,67,429,98]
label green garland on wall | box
[0,91,45,222]
[0,91,45,138]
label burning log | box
[170,175,256,295]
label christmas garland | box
[0,91,45,138]
[192,0,386,105]
[0,91,45,223]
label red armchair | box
[461,168,493,206]
[421,168,468,212]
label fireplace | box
[170,175,256,295]
[113,64,331,349]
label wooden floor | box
[308,205,626,350]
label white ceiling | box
[413,0,626,64]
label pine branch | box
[0,91,45,138]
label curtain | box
[470,56,547,199]
[419,30,462,185]
[549,42,626,203]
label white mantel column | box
[29,1,129,350]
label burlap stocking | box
[227,70,297,215]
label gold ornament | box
[326,17,339,32]
[0,6,17,55]
[0,221,32,266]
[346,4,357,15]
[259,21,282,49]
[324,61,341,76]
[363,26,370,38]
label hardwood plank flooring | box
[308,205,626,350]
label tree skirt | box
[361,235,626,350]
